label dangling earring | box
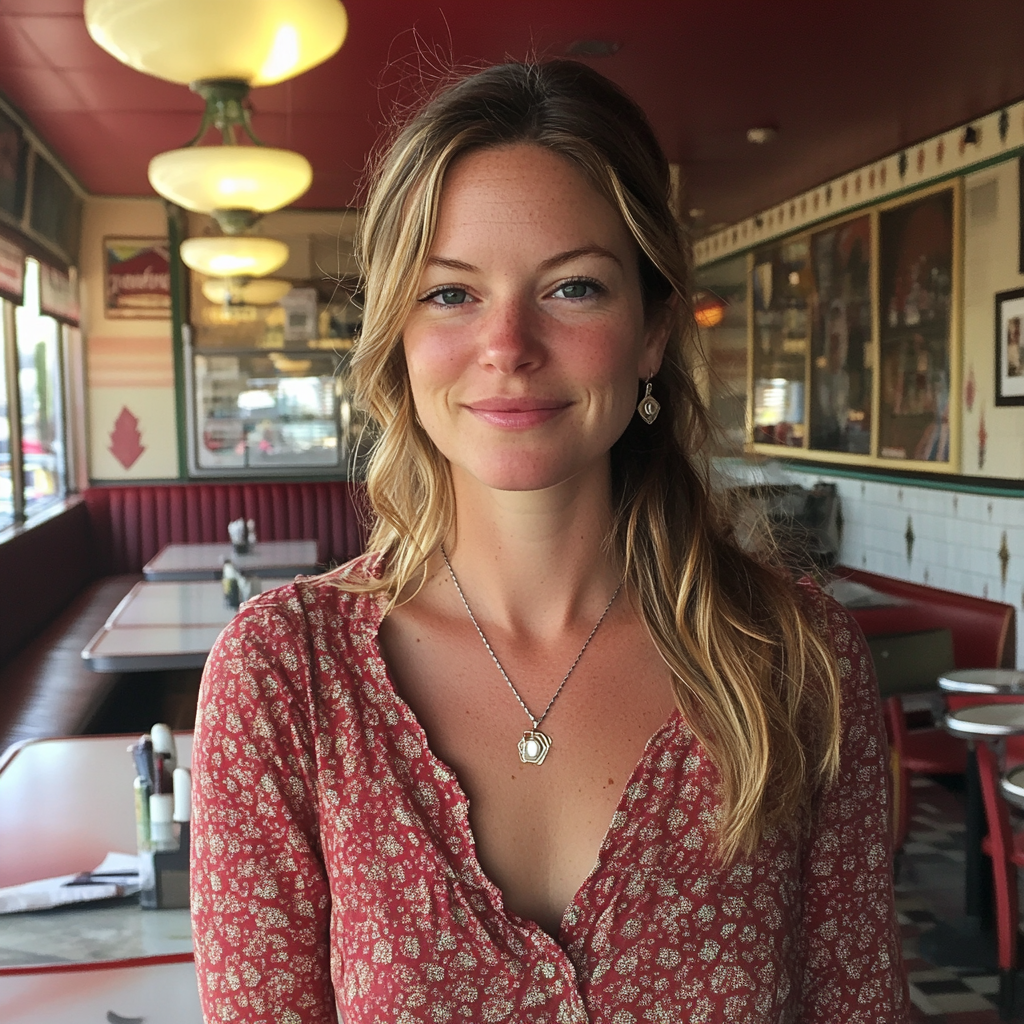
[637,378,660,424]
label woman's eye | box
[553,280,598,300]
[424,287,469,306]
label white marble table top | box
[945,704,1024,739]
[108,581,238,628]
[0,902,192,969]
[82,581,243,671]
[938,668,1024,694]
[143,539,319,580]
[82,625,229,671]
[1001,764,1024,810]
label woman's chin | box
[451,455,608,497]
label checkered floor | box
[898,775,1022,1022]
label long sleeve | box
[797,598,910,1022]
[191,586,336,1024]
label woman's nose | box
[477,296,545,374]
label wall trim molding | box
[694,98,1024,268]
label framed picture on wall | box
[104,237,171,319]
[995,287,1024,406]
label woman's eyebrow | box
[426,255,477,272]
[539,246,623,271]
[425,246,623,274]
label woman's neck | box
[439,464,623,640]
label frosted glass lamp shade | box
[84,0,348,87]
[180,237,289,278]
[149,147,312,214]
[202,278,293,306]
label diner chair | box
[884,695,968,852]
[976,740,1024,1020]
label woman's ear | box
[640,292,678,378]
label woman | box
[191,60,907,1023]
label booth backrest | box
[0,501,100,666]
[839,565,1016,670]
[84,481,368,574]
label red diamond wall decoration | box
[109,406,145,469]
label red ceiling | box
[0,0,1023,229]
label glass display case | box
[807,214,873,454]
[877,187,955,463]
[751,238,811,447]
[693,255,748,449]
[739,181,959,472]
[185,268,370,478]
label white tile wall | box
[784,465,1024,668]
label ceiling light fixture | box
[180,236,289,278]
[149,144,313,234]
[693,290,728,329]
[84,0,348,88]
[746,126,779,145]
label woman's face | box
[401,143,668,496]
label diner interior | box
[1,1,1024,1020]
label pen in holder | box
[132,725,191,910]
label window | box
[0,257,68,527]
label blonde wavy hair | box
[344,60,842,862]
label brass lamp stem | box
[186,79,264,148]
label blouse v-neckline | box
[359,589,685,946]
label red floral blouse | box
[191,567,908,1024]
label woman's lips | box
[464,398,570,428]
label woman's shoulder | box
[209,553,387,658]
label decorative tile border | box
[694,100,1024,267]
[784,463,1024,668]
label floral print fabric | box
[191,567,908,1023]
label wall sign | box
[39,262,79,325]
[104,237,171,319]
[0,233,24,304]
[995,287,1024,406]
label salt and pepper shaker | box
[228,516,250,554]
[222,557,261,608]
[222,558,241,608]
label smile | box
[464,399,571,429]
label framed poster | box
[876,186,955,464]
[995,287,1024,405]
[104,237,171,318]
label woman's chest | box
[314,698,807,1024]
[373,611,679,934]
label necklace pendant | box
[518,729,552,765]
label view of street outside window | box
[14,258,64,518]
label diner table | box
[0,734,200,1024]
[142,539,319,581]
[940,671,1024,919]
[918,698,1024,969]
[81,580,239,672]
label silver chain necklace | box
[441,546,622,766]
